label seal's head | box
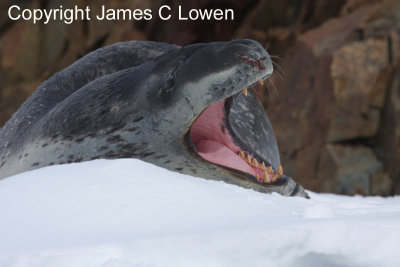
[137,40,307,197]
[0,39,307,198]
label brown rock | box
[0,1,12,32]
[377,65,400,195]
[39,0,85,73]
[329,39,387,142]
[299,4,375,56]
[368,66,392,109]
[363,0,400,38]
[85,1,113,48]
[267,0,400,194]
[331,39,387,100]
[341,0,381,15]
[328,107,380,142]
[267,40,334,192]
[0,20,41,85]
[318,144,383,195]
[371,171,393,196]
[235,0,346,56]
[145,0,252,45]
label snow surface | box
[0,159,399,267]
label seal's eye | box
[157,78,175,98]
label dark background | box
[1,0,399,195]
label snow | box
[0,159,399,267]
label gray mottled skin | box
[0,40,308,198]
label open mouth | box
[188,76,285,185]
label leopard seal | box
[0,39,308,198]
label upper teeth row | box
[238,151,283,183]
[242,79,264,96]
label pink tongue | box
[196,140,254,175]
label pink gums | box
[190,98,268,180]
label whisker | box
[271,64,284,80]
[265,80,272,98]
[264,47,282,96]
[269,75,279,97]
[270,55,283,61]
[270,57,285,81]
[274,68,284,79]
[272,60,283,70]
[264,41,271,51]
[273,69,285,82]
[271,58,284,72]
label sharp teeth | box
[277,164,283,178]
[246,154,251,164]
[251,158,258,168]
[243,88,248,96]
[240,154,282,183]
[258,79,264,86]
[264,171,271,183]
[260,162,266,171]
[272,165,283,182]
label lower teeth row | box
[238,151,283,183]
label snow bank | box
[0,159,399,267]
